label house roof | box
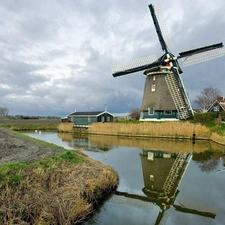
[207,97,225,112]
[68,111,114,117]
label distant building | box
[67,111,114,126]
[207,97,225,113]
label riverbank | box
[0,128,119,224]
[58,121,225,146]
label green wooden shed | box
[67,111,113,126]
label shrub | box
[193,112,219,125]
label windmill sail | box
[112,55,158,77]
[149,4,172,52]
[179,43,225,66]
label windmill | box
[111,4,225,120]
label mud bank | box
[0,128,65,164]
[0,128,119,224]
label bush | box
[193,112,219,125]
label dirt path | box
[0,128,65,165]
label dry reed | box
[0,151,119,225]
[210,132,225,145]
[57,122,74,132]
[88,122,210,139]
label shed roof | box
[68,111,114,117]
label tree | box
[194,87,221,111]
[0,107,9,117]
[129,108,140,120]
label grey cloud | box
[0,0,224,116]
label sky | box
[0,0,225,117]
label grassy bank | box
[0,119,61,131]
[0,129,119,225]
[57,121,225,145]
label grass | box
[0,118,61,131]
[0,147,118,224]
[88,121,211,139]
[57,122,74,132]
[9,123,59,131]
[206,121,225,136]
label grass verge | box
[0,151,118,224]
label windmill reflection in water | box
[114,150,216,225]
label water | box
[24,131,225,225]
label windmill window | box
[150,175,154,182]
[153,75,156,81]
[164,110,172,115]
[148,107,154,115]
[151,84,156,91]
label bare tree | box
[194,87,221,111]
[129,108,140,120]
[0,107,9,117]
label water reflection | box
[58,132,225,154]
[115,150,216,225]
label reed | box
[57,122,74,132]
[0,151,119,224]
[210,132,225,145]
[88,121,210,139]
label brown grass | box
[0,151,119,225]
[57,122,74,132]
[210,132,225,145]
[88,122,210,139]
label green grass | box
[7,123,59,131]
[0,162,26,186]
[115,120,143,124]
[0,151,85,187]
[206,121,225,136]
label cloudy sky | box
[0,0,225,116]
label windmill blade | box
[149,4,172,52]
[111,55,158,77]
[178,42,225,67]
[174,199,216,219]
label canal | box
[24,131,225,225]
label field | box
[0,118,61,124]
[0,118,61,130]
